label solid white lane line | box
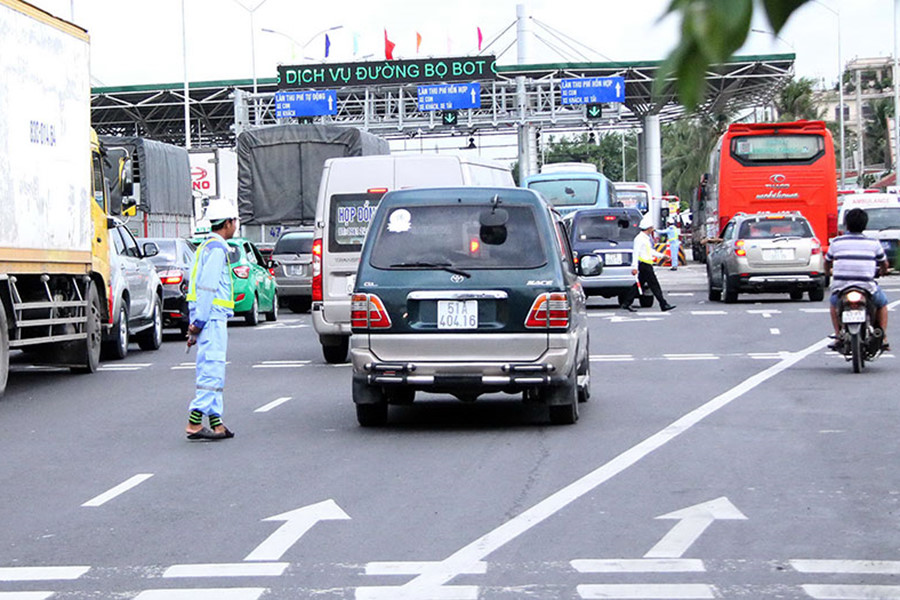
[134,590,266,600]
[367,337,828,598]
[663,354,719,361]
[691,310,727,315]
[668,292,695,296]
[163,563,288,578]
[571,558,705,573]
[748,352,789,360]
[0,593,55,600]
[801,308,830,313]
[255,397,292,413]
[577,583,716,599]
[251,360,310,369]
[770,328,781,335]
[792,560,900,574]
[801,585,900,599]
[366,562,487,576]
[590,355,635,362]
[0,566,89,581]
[82,474,153,507]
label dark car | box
[272,229,315,313]
[143,237,196,334]
[563,207,655,307]
[349,187,602,427]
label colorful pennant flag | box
[325,34,331,58]
[416,32,422,54]
[477,27,483,51]
[384,29,395,60]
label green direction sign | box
[586,103,603,119]
[277,55,497,90]
[442,111,458,126]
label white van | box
[837,192,900,267]
[311,154,515,363]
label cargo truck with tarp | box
[0,0,121,395]
[236,124,390,243]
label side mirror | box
[122,197,138,217]
[120,157,134,197]
[106,217,116,230]
[579,254,603,277]
[142,242,159,258]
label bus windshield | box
[615,190,649,212]
[731,134,825,163]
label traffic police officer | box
[620,215,677,313]
[185,199,238,440]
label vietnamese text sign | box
[275,90,337,118]
[560,77,625,105]
[277,56,497,90]
[417,83,481,111]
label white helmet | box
[204,198,238,224]
[639,214,655,230]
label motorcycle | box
[835,285,884,373]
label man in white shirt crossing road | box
[620,215,676,313]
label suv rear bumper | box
[736,273,826,293]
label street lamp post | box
[232,0,271,126]
[261,25,344,62]
[814,1,845,188]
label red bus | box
[692,120,838,260]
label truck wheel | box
[322,336,349,364]
[103,303,129,360]
[137,296,163,351]
[71,282,102,374]
[245,295,260,326]
[0,304,9,397]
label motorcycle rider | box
[824,207,890,351]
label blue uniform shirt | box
[189,233,234,329]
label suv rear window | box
[274,233,314,254]
[528,178,601,207]
[574,214,640,242]
[369,204,548,270]
[738,218,813,239]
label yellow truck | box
[0,0,120,395]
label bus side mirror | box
[120,157,134,197]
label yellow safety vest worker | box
[186,237,235,309]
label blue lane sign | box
[560,77,625,105]
[417,82,481,111]
[275,90,338,118]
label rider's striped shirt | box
[825,233,886,294]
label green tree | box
[661,114,729,206]
[864,97,894,167]
[773,77,823,122]
[542,132,638,181]
[659,0,809,109]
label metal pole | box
[516,3,533,183]
[182,0,191,148]
[894,0,899,183]
[250,10,259,125]
[838,7,845,188]
[856,69,864,186]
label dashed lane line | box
[255,397,292,413]
[663,353,718,361]
[770,328,781,335]
[163,563,288,578]
[571,559,705,573]
[577,583,716,599]
[0,567,89,581]
[801,585,900,599]
[82,474,153,508]
[134,589,266,600]
[251,360,311,369]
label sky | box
[25,0,899,90]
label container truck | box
[1,0,119,395]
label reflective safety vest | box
[186,237,235,309]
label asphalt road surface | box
[0,264,898,599]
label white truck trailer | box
[0,0,115,395]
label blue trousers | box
[669,239,680,268]
[189,319,227,418]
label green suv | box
[349,187,602,427]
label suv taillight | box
[525,292,569,329]
[311,238,323,302]
[811,236,821,255]
[351,293,392,329]
[734,239,746,257]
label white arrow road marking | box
[163,563,288,578]
[255,397,292,413]
[82,474,153,507]
[0,567,89,581]
[355,339,826,599]
[134,590,266,600]
[792,560,900,574]
[802,585,900,599]
[644,497,747,558]
[244,499,350,562]
[577,583,716,599]
[571,558,705,573]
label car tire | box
[639,293,654,308]
[322,336,349,364]
[265,293,278,322]
[547,373,579,425]
[353,379,388,426]
[809,287,825,302]
[245,295,260,326]
[722,270,738,304]
[577,353,591,403]
[103,303,129,360]
[0,303,9,397]
[70,282,102,375]
[790,290,804,301]
[137,296,163,351]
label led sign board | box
[277,55,497,90]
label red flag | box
[384,29,396,60]
[477,27,483,51]
[416,32,422,54]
